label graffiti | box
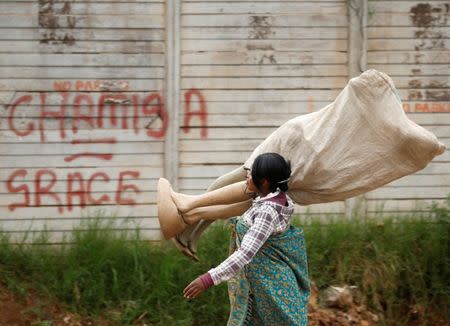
[246,44,275,51]
[3,81,209,213]
[407,90,449,102]
[402,102,450,113]
[248,16,273,40]
[7,92,168,144]
[39,0,77,45]
[53,80,130,92]
[409,3,449,101]
[258,54,277,64]
[183,89,208,138]
[410,3,449,29]
[408,79,447,89]
[69,140,116,163]
[6,169,140,213]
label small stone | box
[322,285,353,309]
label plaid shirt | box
[208,190,295,285]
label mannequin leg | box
[172,180,252,213]
[182,200,252,225]
[176,166,247,255]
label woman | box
[182,153,310,325]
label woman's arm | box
[183,204,278,298]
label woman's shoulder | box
[259,193,294,215]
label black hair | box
[251,152,291,193]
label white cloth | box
[244,69,445,205]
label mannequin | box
[157,69,445,260]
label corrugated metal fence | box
[0,0,448,242]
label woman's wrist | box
[199,272,214,289]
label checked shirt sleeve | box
[208,204,278,285]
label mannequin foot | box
[171,190,195,213]
[180,208,203,225]
[172,236,199,262]
[157,178,188,239]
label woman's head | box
[246,152,291,194]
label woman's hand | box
[183,277,206,299]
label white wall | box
[0,0,448,242]
[364,0,449,215]
[0,0,165,241]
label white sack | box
[244,69,446,205]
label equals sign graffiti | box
[64,138,117,162]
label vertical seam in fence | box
[346,0,368,218]
[165,0,181,189]
[348,0,368,78]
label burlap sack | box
[244,69,445,205]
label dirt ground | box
[0,283,106,326]
[0,282,448,326]
[0,282,377,326]
[306,283,379,326]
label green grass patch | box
[0,200,449,325]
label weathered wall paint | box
[0,0,448,242]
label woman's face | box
[245,168,257,193]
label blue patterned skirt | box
[227,217,310,326]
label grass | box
[303,205,450,324]
[0,199,449,325]
[0,220,231,325]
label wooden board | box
[0,79,163,91]
[182,51,348,65]
[0,204,157,220]
[182,2,346,15]
[181,27,347,40]
[367,64,450,76]
[181,77,347,89]
[0,129,167,143]
[181,39,347,52]
[181,65,348,77]
[0,41,165,54]
[0,2,164,14]
[367,51,450,64]
[0,192,157,205]
[0,15,165,29]
[0,142,164,155]
[370,1,450,13]
[0,28,165,42]
[0,67,165,79]
[366,186,450,200]
[368,13,450,27]
[368,27,450,39]
[0,154,163,168]
[0,166,162,181]
[0,53,165,67]
[181,14,348,27]
[368,39,449,51]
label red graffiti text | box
[8,92,168,143]
[6,169,140,213]
[403,102,450,113]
